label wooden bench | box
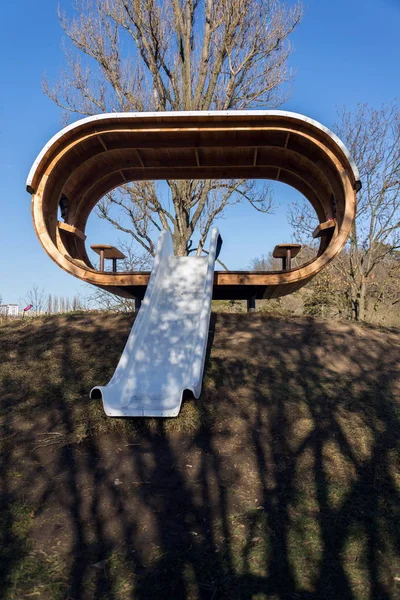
[58,221,87,241]
[312,218,336,239]
[90,244,126,272]
[273,244,301,271]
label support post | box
[112,258,117,272]
[99,249,105,272]
[247,295,256,313]
[286,248,292,270]
[135,297,142,313]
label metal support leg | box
[112,258,117,272]
[134,297,142,313]
[247,295,256,313]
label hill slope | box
[0,313,399,600]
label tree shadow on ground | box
[0,312,399,599]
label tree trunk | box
[358,280,367,322]
[350,281,367,322]
[173,233,189,257]
[351,299,359,321]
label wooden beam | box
[253,147,258,166]
[135,149,145,168]
[97,135,108,151]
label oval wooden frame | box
[27,110,360,300]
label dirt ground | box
[0,313,399,599]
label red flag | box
[23,304,33,312]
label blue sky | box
[1,0,399,305]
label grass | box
[0,312,399,599]
[0,502,68,599]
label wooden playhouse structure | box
[26,111,360,305]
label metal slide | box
[90,228,222,417]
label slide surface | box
[90,228,221,417]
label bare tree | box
[47,293,53,315]
[45,0,302,258]
[289,103,400,321]
[369,252,400,315]
[25,285,46,315]
[72,295,86,311]
[250,252,279,271]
